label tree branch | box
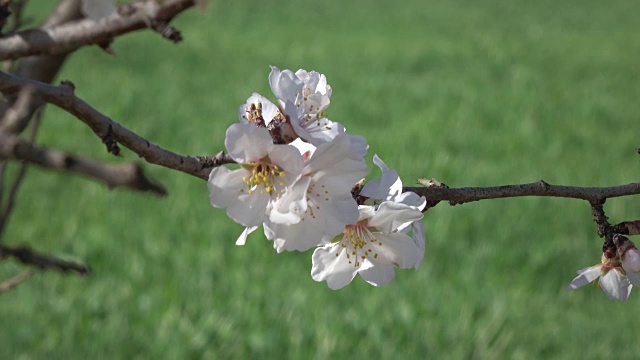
[0,0,195,61]
[0,244,89,274]
[0,131,167,196]
[0,71,235,179]
[405,180,640,205]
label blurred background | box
[2,0,640,358]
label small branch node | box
[148,19,183,43]
[101,124,121,156]
[60,79,75,93]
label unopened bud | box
[616,236,640,273]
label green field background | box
[2,0,640,358]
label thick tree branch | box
[0,131,167,195]
[0,0,195,61]
[0,244,89,274]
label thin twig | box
[0,71,235,179]
[0,270,33,294]
[0,131,167,196]
[0,244,89,274]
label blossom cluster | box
[208,67,426,289]
[567,235,640,301]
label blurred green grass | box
[2,0,640,358]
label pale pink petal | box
[225,123,273,163]
[311,243,359,290]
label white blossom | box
[311,202,425,290]
[566,253,640,301]
[311,155,426,289]
[269,66,345,146]
[208,123,303,228]
[264,134,368,252]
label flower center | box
[244,102,266,127]
[339,220,382,267]
[242,162,285,195]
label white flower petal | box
[269,66,303,104]
[371,232,423,269]
[368,201,424,234]
[359,261,396,286]
[347,135,369,159]
[599,269,632,301]
[265,217,327,253]
[301,119,346,146]
[395,191,427,211]
[208,166,248,209]
[410,220,426,270]
[236,226,258,246]
[225,123,272,163]
[238,93,280,125]
[266,191,358,253]
[360,154,402,201]
[267,145,304,182]
[372,153,390,172]
[226,190,270,227]
[269,176,311,224]
[311,243,359,290]
[290,138,316,158]
[566,265,601,290]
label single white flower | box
[311,202,425,290]
[208,123,303,228]
[269,66,345,146]
[566,252,640,301]
[264,134,368,252]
